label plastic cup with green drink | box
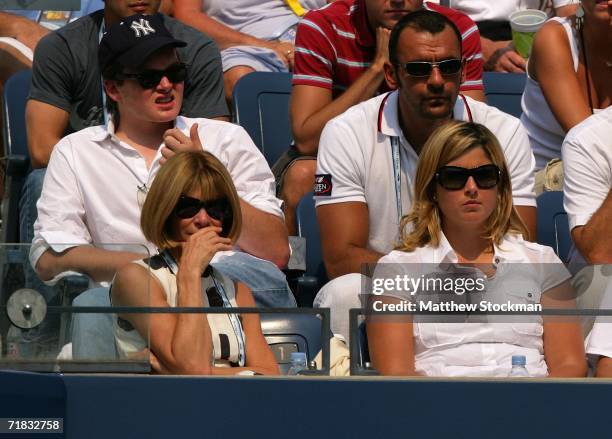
[509,9,547,58]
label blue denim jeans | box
[211,252,296,308]
[19,168,56,301]
[71,252,296,359]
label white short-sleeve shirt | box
[31,116,282,273]
[562,106,612,265]
[443,0,576,22]
[315,91,536,255]
[377,233,571,377]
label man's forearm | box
[573,190,612,263]
[326,246,384,279]
[0,12,48,50]
[293,64,386,155]
[173,7,265,50]
[480,36,508,63]
[237,200,290,268]
[36,246,146,283]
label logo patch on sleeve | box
[314,174,333,196]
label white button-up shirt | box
[376,233,570,377]
[30,116,283,273]
[315,90,536,255]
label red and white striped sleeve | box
[292,10,336,89]
[426,2,484,91]
[456,12,484,91]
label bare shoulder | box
[112,262,151,302]
[533,19,571,53]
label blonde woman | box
[367,121,586,377]
[111,151,279,376]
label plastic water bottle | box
[287,352,307,376]
[508,355,530,377]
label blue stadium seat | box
[260,312,325,374]
[295,192,328,306]
[231,72,293,167]
[482,72,526,118]
[1,69,32,244]
[536,191,572,262]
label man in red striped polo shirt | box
[278,0,484,234]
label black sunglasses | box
[398,59,462,77]
[435,164,501,190]
[116,62,188,89]
[174,195,230,220]
[174,195,233,237]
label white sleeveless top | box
[520,17,579,171]
[113,253,245,367]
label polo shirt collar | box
[353,0,375,48]
[435,232,458,264]
[434,232,527,266]
[377,92,474,139]
[377,90,402,138]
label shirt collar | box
[91,116,184,143]
[377,91,473,138]
[353,0,375,48]
[91,120,115,142]
[434,231,527,266]
[377,90,401,138]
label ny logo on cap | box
[130,18,156,37]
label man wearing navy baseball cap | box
[31,14,294,347]
[21,1,228,306]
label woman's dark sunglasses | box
[435,164,501,190]
[116,62,188,89]
[399,59,462,77]
[174,195,230,221]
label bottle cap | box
[511,355,527,366]
[290,352,307,363]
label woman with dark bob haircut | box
[367,121,586,377]
[111,151,278,375]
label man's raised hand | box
[161,123,204,165]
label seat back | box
[1,69,32,243]
[232,72,293,167]
[482,72,526,118]
[296,192,328,286]
[536,191,572,262]
[260,312,325,374]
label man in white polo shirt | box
[31,14,293,309]
[563,106,612,369]
[313,10,536,340]
[563,106,612,266]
